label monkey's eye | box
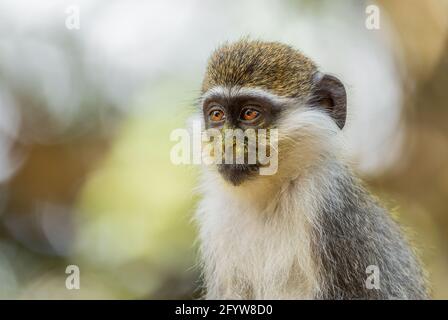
[209,109,225,122]
[241,108,260,121]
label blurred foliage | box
[73,109,199,298]
[0,0,447,299]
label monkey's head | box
[199,40,347,187]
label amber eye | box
[209,109,225,122]
[241,108,260,121]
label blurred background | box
[0,0,447,299]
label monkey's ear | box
[308,73,347,129]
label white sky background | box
[0,0,404,175]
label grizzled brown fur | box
[202,40,317,98]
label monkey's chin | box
[217,164,259,186]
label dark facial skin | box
[201,75,346,186]
[202,93,282,186]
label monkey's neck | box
[218,157,347,213]
[198,161,349,298]
[198,160,353,298]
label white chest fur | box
[196,174,319,299]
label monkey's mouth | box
[217,164,259,186]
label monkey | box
[194,39,428,299]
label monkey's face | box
[201,88,281,186]
[199,40,347,187]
